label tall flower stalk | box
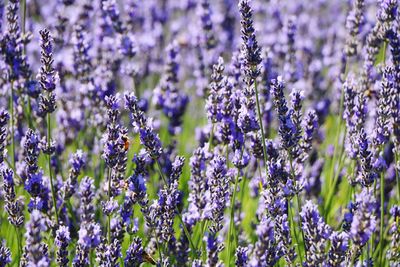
[38,29,58,224]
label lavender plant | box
[0,0,399,266]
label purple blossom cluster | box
[0,0,399,266]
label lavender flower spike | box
[125,93,162,159]
[22,210,49,266]
[0,241,11,267]
[0,109,9,165]
[300,200,332,266]
[55,225,71,267]
[38,29,58,117]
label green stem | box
[195,219,208,261]
[10,81,15,169]
[227,147,245,264]
[324,60,348,213]
[254,79,269,171]
[378,40,388,265]
[287,199,303,264]
[14,226,22,266]
[324,148,346,217]
[107,168,112,244]
[22,0,27,52]
[328,92,345,188]
[227,171,240,264]
[379,171,385,265]
[47,113,59,225]
[155,233,163,263]
[208,123,215,151]
[395,152,400,202]
[288,155,304,264]
[26,97,33,129]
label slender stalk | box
[10,81,15,169]
[155,232,163,263]
[20,0,34,130]
[287,199,303,264]
[288,154,304,264]
[107,168,112,244]
[328,89,346,188]
[325,60,348,214]
[227,171,240,264]
[254,79,269,173]
[22,0,27,53]
[378,41,388,265]
[379,170,385,265]
[47,113,59,224]
[13,226,22,266]
[238,170,249,214]
[395,152,400,201]
[227,147,245,264]
[324,145,346,217]
[208,123,215,151]
[195,219,209,261]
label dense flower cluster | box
[0,0,400,266]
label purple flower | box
[79,176,95,224]
[125,93,162,159]
[24,171,50,212]
[185,147,209,226]
[198,0,217,50]
[55,225,71,267]
[237,102,259,133]
[388,205,400,263]
[350,189,377,248]
[271,77,297,156]
[69,150,86,173]
[301,109,318,159]
[156,156,184,242]
[232,148,250,169]
[289,89,303,158]
[206,57,225,123]
[1,167,24,227]
[78,222,101,249]
[102,0,126,34]
[155,42,188,135]
[327,231,349,267]
[38,29,57,117]
[239,0,261,81]
[0,109,9,165]
[22,129,41,178]
[275,213,296,264]
[125,237,144,267]
[101,198,119,216]
[344,0,365,57]
[373,65,395,147]
[300,200,332,266]
[1,0,30,81]
[73,24,92,84]
[356,129,378,187]
[23,210,49,266]
[96,238,121,267]
[0,241,11,267]
[205,232,223,266]
[204,155,229,265]
[207,155,229,233]
[250,216,280,266]
[62,150,87,200]
[235,246,248,267]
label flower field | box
[0,0,399,266]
